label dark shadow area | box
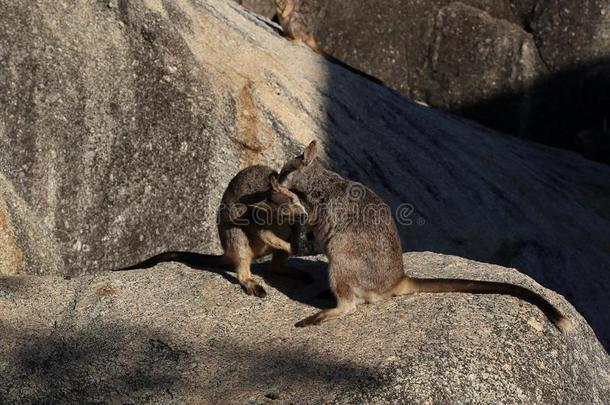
[3,325,187,403]
[0,276,27,293]
[200,338,383,403]
[454,60,610,165]
[251,257,336,309]
[1,323,381,403]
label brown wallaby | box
[119,165,308,298]
[279,141,572,332]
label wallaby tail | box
[391,277,572,333]
[116,251,230,271]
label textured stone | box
[425,2,543,111]
[0,174,62,276]
[531,0,610,71]
[235,0,277,19]
[1,253,608,404]
[1,0,610,350]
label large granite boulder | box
[1,0,610,350]
[1,253,608,403]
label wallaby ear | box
[302,140,318,166]
[269,173,281,192]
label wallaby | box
[279,141,572,332]
[119,165,308,298]
[273,0,382,84]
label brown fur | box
[280,141,572,332]
[119,165,308,298]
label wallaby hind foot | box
[295,278,356,327]
[235,261,266,297]
[295,297,357,327]
[232,250,267,298]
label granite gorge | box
[280,141,573,331]
[120,165,307,298]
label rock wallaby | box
[119,165,308,298]
[280,141,572,332]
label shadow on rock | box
[455,59,610,165]
[2,323,382,403]
[5,326,186,403]
[118,253,335,310]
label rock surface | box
[0,173,62,277]
[1,0,610,348]
[238,0,610,162]
[236,0,277,19]
[1,253,609,404]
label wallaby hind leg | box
[235,257,266,298]
[223,228,267,298]
[295,283,356,327]
[226,246,266,298]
